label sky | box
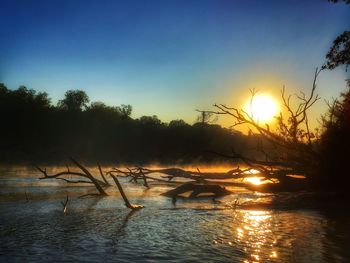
[0,0,349,125]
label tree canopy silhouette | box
[0,84,257,165]
[319,83,350,190]
[325,0,350,70]
[324,31,350,70]
[328,0,350,4]
[58,89,90,111]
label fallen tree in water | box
[110,174,143,209]
[107,165,308,194]
[37,157,108,195]
[37,158,143,209]
[162,182,232,198]
[107,166,256,183]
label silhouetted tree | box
[328,0,350,4]
[325,0,350,70]
[89,101,108,110]
[58,89,89,111]
[138,115,162,126]
[319,84,350,190]
[117,104,132,119]
[315,0,350,191]
[0,83,7,92]
[196,111,217,124]
[169,119,189,127]
[198,68,324,189]
[324,31,350,70]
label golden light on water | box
[245,94,278,122]
[235,210,277,262]
[244,176,263,185]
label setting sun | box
[245,94,278,122]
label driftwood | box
[109,174,143,210]
[37,158,144,209]
[107,166,261,183]
[108,165,309,193]
[162,182,232,198]
[36,157,107,195]
[61,195,69,214]
[97,162,111,186]
[106,167,181,185]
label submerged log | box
[162,182,232,198]
[252,176,309,192]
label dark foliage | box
[58,89,90,111]
[319,88,350,191]
[328,0,350,4]
[325,0,350,70]
[0,83,259,165]
[320,0,350,190]
[324,31,350,70]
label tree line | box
[0,84,265,165]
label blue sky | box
[0,0,349,123]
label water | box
[0,167,349,262]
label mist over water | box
[0,167,349,262]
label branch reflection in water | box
[109,209,139,254]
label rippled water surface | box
[1,167,350,262]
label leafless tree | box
[197,68,324,185]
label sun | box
[245,94,278,122]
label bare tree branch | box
[36,158,108,195]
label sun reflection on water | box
[244,177,263,185]
[233,210,278,262]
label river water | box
[0,167,349,262]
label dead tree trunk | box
[98,162,110,186]
[70,158,107,195]
[138,168,149,188]
[110,174,143,210]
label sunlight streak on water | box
[239,210,274,262]
[244,177,263,185]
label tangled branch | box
[196,68,323,182]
